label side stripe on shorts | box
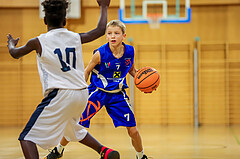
[121,90,134,113]
[18,89,59,140]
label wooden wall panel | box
[199,44,227,124]
[198,43,240,125]
[165,44,194,125]
[134,43,193,125]
[228,44,240,124]
[0,8,23,45]
[0,47,21,126]
[134,44,162,124]
[0,1,240,126]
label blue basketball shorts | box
[79,88,136,128]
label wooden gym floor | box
[0,125,239,159]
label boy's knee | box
[127,127,139,138]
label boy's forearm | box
[85,70,90,82]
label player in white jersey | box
[7,0,119,159]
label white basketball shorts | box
[18,88,88,149]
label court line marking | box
[230,127,240,146]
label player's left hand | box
[144,91,153,94]
[144,89,157,93]
[144,92,152,94]
[7,34,19,49]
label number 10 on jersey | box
[54,48,76,72]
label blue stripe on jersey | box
[18,89,59,140]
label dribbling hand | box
[144,91,153,94]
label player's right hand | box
[97,0,110,7]
[7,34,19,49]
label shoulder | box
[124,43,134,52]
[29,37,41,55]
[66,29,80,38]
[37,32,46,40]
[96,43,109,55]
[27,37,41,49]
[37,32,49,43]
[62,29,81,42]
[92,50,101,64]
[124,43,134,56]
[98,43,109,51]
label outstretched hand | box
[97,0,110,7]
[7,34,19,49]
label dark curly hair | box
[41,0,69,27]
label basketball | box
[134,67,160,93]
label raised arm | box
[85,51,101,82]
[7,34,41,59]
[80,0,110,44]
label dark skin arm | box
[80,0,110,44]
[7,0,111,58]
[7,34,41,59]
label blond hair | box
[106,20,126,34]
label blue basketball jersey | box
[89,42,134,92]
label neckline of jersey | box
[107,42,126,60]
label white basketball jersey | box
[37,28,88,94]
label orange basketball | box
[134,67,160,93]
